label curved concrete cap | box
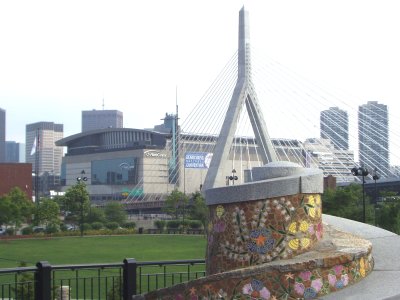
[206,161,323,206]
[252,161,304,181]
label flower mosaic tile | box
[207,194,323,275]
[133,191,373,300]
[135,223,373,300]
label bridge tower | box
[203,7,277,191]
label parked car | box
[64,224,76,231]
[0,227,5,235]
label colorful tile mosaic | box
[206,194,323,275]
[133,191,373,300]
[139,249,373,300]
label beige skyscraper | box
[26,122,64,176]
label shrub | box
[188,220,202,229]
[82,223,92,231]
[122,222,136,229]
[21,226,33,235]
[46,223,60,234]
[154,220,166,231]
[59,223,68,231]
[105,222,119,230]
[91,222,104,230]
[6,228,15,235]
[166,220,181,229]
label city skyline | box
[1,1,400,163]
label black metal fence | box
[0,258,205,300]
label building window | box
[91,157,138,185]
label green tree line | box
[0,183,130,235]
[323,183,400,234]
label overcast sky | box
[1,0,399,152]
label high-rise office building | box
[358,101,389,175]
[25,122,64,176]
[82,110,123,132]
[5,141,20,162]
[320,107,349,150]
[0,108,5,162]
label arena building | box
[56,115,306,206]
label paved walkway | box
[322,214,400,300]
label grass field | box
[0,234,207,268]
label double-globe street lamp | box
[76,170,88,237]
[372,169,380,225]
[226,169,238,185]
[351,167,369,223]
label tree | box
[104,202,127,225]
[34,198,60,228]
[374,192,400,234]
[323,183,374,223]
[0,187,34,229]
[188,191,208,230]
[63,182,90,235]
[86,206,106,224]
[162,189,189,220]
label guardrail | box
[0,258,206,300]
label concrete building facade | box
[25,122,64,176]
[82,110,123,132]
[303,138,355,182]
[57,124,306,203]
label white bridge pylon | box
[202,7,277,191]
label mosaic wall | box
[206,194,323,275]
[141,253,373,299]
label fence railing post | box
[123,258,137,299]
[34,261,52,300]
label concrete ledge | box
[322,215,400,300]
[206,162,323,206]
[206,171,323,206]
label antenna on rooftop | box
[102,97,105,110]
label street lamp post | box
[227,169,238,185]
[76,170,87,237]
[351,167,369,223]
[373,168,380,225]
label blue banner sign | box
[184,152,213,169]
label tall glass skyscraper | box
[320,107,349,150]
[5,141,20,162]
[358,101,389,176]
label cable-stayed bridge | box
[123,7,400,205]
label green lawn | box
[0,234,207,268]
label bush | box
[91,222,104,230]
[21,226,33,235]
[6,228,15,235]
[154,220,166,231]
[188,220,202,229]
[46,223,60,234]
[166,220,181,229]
[122,222,136,229]
[59,223,68,231]
[82,223,92,231]
[105,222,119,230]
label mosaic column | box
[205,161,324,275]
